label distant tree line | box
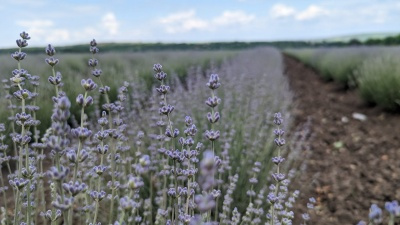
[1,33,399,53]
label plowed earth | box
[285,55,400,224]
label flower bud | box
[45,44,56,56]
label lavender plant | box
[0,32,312,225]
[357,201,400,225]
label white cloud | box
[159,10,208,33]
[159,10,196,24]
[213,10,255,26]
[269,4,329,21]
[270,4,296,18]
[102,12,120,35]
[295,5,329,21]
[159,10,255,34]
[16,19,68,45]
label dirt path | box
[284,55,400,224]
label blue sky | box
[0,0,399,47]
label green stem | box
[51,67,59,97]
[0,169,7,211]
[13,189,20,225]
[84,193,91,223]
[214,172,222,222]
[389,214,395,225]
[109,188,116,224]
[54,152,68,225]
[6,97,18,158]
[173,161,179,224]
[185,177,191,215]
[93,200,100,224]
[118,210,126,224]
[26,152,32,225]
[150,173,154,225]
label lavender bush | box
[285,46,400,110]
[0,48,236,132]
[0,32,312,225]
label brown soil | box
[285,55,400,224]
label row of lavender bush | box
[0,31,318,225]
[285,47,400,110]
[0,47,235,132]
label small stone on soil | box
[352,112,367,121]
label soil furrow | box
[285,55,400,225]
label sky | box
[0,0,399,48]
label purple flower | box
[385,200,400,216]
[91,69,102,77]
[205,96,221,108]
[81,78,97,91]
[9,177,29,190]
[88,58,99,67]
[274,138,286,147]
[47,166,70,181]
[165,128,179,138]
[267,193,278,204]
[16,39,28,48]
[159,105,174,115]
[45,57,59,66]
[45,44,56,56]
[195,194,215,213]
[48,71,62,85]
[11,51,27,61]
[272,156,285,165]
[156,84,170,94]
[206,74,221,90]
[90,39,97,47]
[52,196,74,211]
[272,173,285,182]
[90,46,99,54]
[154,71,167,81]
[90,190,106,202]
[13,89,31,100]
[20,31,30,40]
[63,181,87,196]
[71,127,92,140]
[153,63,163,73]
[369,204,382,223]
[207,112,220,124]
[205,130,220,141]
[302,213,310,221]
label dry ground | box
[285,55,400,224]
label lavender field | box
[1,0,400,224]
[0,33,315,225]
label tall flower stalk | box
[67,78,96,224]
[153,64,181,224]
[9,31,40,225]
[205,73,221,221]
[45,43,72,225]
[268,112,286,224]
